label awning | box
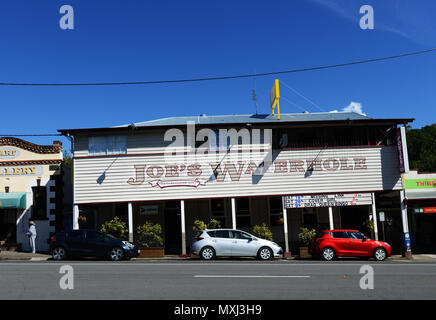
[0,193,26,209]
[405,190,436,201]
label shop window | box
[236,198,251,227]
[269,197,283,226]
[210,199,226,227]
[32,186,47,220]
[88,135,127,156]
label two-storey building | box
[59,112,414,256]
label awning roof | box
[0,193,26,209]
[405,190,436,201]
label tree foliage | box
[407,124,436,172]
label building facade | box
[59,112,414,256]
[403,170,436,253]
[0,138,65,252]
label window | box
[86,231,105,242]
[269,197,283,226]
[236,198,251,227]
[232,230,252,240]
[208,230,230,238]
[67,230,86,241]
[211,199,226,227]
[88,135,127,156]
[332,231,350,239]
[32,186,47,220]
[349,231,366,239]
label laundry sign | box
[283,193,373,208]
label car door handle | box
[232,241,237,243]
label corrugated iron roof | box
[115,112,371,128]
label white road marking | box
[194,275,311,278]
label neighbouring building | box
[403,170,436,253]
[0,137,67,252]
[58,112,415,256]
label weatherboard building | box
[59,112,414,256]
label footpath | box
[1,251,436,262]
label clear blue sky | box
[0,0,435,149]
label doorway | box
[164,201,181,255]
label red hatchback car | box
[309,229,391,261]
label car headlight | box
[272,242,280,247]
[384,242,391,247]
[122,241,134,249]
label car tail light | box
[195,237,204,241]
[50,237,56,242]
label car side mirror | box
[362,237,368,242]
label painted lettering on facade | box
[126,157,367,188]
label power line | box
[0,48,435,86]
[0,134,61,137]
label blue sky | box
[0,0,435,148]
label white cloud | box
[329,101,366,116]
[342,101,366,115]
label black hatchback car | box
[48,230,140,261]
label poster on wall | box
[139,205,159,216]
[283,193,373,208]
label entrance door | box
[164,201,181,255]
[0,209,17,244]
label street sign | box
[379,212,385,222]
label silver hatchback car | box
[191,229,283,260]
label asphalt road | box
[1,259,435,300]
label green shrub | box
[298,227,316,246]
[252,223,273,241]
[101,216,128,239]
[137,221,163,248]
[207,218,221,229]
[192,219,222,234]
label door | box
[230,230,259,256]
[66,230,88,255]
[209,230,233,256]
[85,230,112,257]
[348,231,373,256]
[331,231,352,255]
[164,201,181,255]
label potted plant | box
[101,216,128,240]
[362,219,375,238]
[192,218,222,234]
[298,227,316,259]
[136,221,164,258]
[252,223,273,241]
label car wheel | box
[110,247,124,261]
[321,247,335,261]
[200,246,216,260]
[374,247,387,261]
[258,247,273,260]
[52,247,67,261]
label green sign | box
[405,179,436,190]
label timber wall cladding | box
[73,146,401,204]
